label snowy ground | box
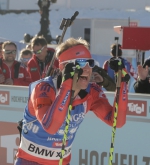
[1,8,150,93]
[0,8,150,42]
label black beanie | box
[110,44,122,57]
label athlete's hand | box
[62,63,83,97]
[62,63,82,82]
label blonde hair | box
[56,38,89,58]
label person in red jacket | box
[15,37,129,165]
[27,36,59,82]
[0,41,32,86]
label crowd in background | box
[0,35,148,164]
[0,36,149,94]
[0,35,59,87]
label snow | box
[0,8,150,93]
[0,8,150,42]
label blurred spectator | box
[19,48,33,68]
[27,36,59,82]
[0,41,32,86]
[142,56,150,68]
[133,65,150,93]
[134,56,150,93]
[0,42,3,58]
[103,43,138,82]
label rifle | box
[46,11,79,77]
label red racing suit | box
[27,48,59,82]
[16,76,128,165]
[0,59,31,86]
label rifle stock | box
[45,11,79,77]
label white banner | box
[0,85,149,165]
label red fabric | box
[43,79,72,134]
[29,79,72,134]
[58,45,91,63]
[27,55,41,82]
[19,81,127,164]
[29,80,127,135]
[0,60,31,86]
[53,58,59,69]
[88,83,127,128]
[28,82,56,121]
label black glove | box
[92,65,109,79]
[62,63,83,82]
[62,63,87,99]
[108,57,125,72]
[92,65,116,91]
[78,89,88,99]
[109,57,130,82]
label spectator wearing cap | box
[103,43,138,82]
[27,36,59,82]
[0,41,32,86]
[19,48,33,68]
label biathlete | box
[15,37,129,165]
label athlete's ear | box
[59,62,68,71]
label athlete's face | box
[60,59,93,90]
[76,63,92,90]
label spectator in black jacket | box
[133,64,150,93]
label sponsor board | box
[78,149,150,165]
[0,122,19,165]
[0,91,9,105]
[127,100,147,116]
[0,86,150,165]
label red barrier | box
[114,26,150,50]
